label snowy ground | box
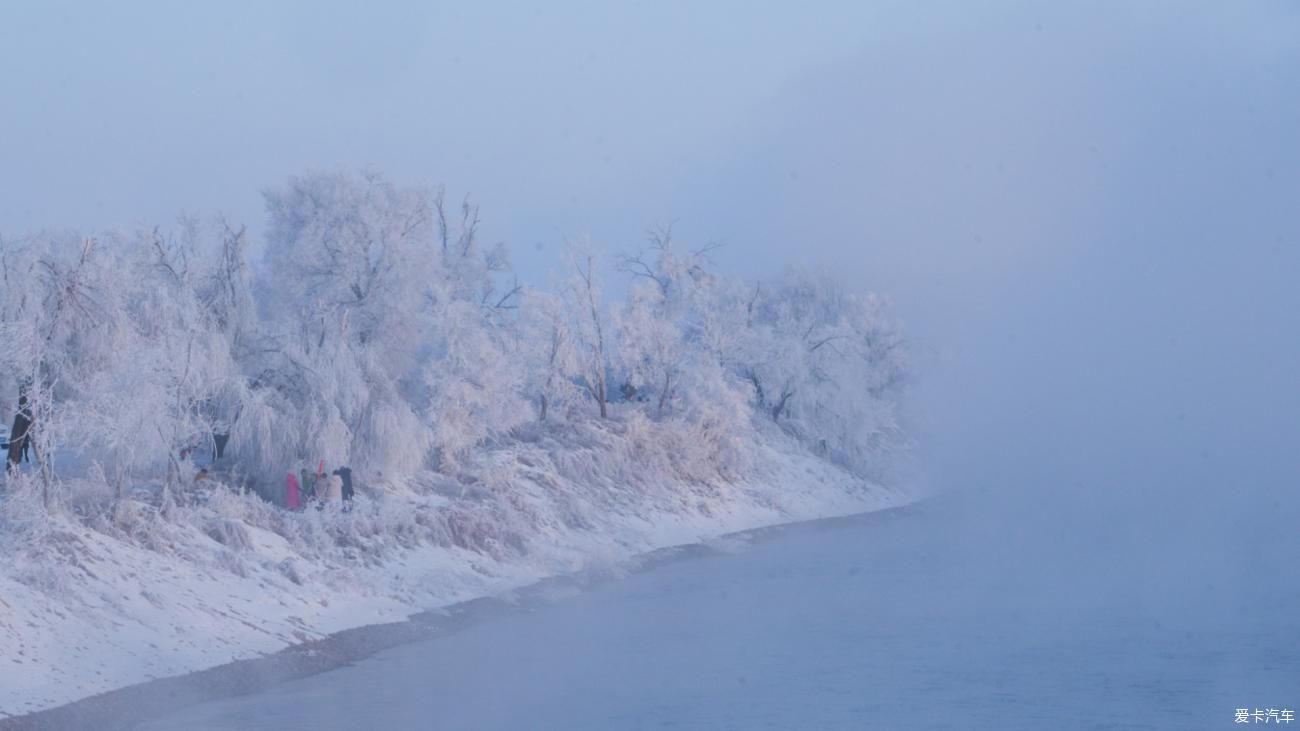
[138,497,1300,730]
[0,420,911,718]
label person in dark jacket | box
[300,466,315,502]
[6,395,32,472]
[333,466,354,511]
[212,432,229,460]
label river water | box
[139,494,1300,730]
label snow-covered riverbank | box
[0,419,913,718]
[0,169,915,722]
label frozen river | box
[140,494,1299,730]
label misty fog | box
[2,1,1297,728]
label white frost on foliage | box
[0,169,914,717]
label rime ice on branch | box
[0,170,908,502]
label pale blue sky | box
[0,1,892,260]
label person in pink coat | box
[285,471,301,510]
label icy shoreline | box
[0,503,920,731]
[0,420,914,721]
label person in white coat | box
[313,471,331,510]
[325,472,344,503]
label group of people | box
[285,463,354,512]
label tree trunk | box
[5,413,27,472]
[578,253,608,419]
[35,437,53,510]
[162,451,181,520]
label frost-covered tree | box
[60,223,255,510]
[256,170,528,475]
[736,268,909,476]
[263,169,435,366]
[257,170,437,477]
[519,288,581,422]
[196,219,258,351]
[566,246,611,418]
[615,226,723,416]
[616,285,684,416]
[0,168,911,520]
[422,298,529,463]
[0,235,129,505]
[420,188,530,462]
